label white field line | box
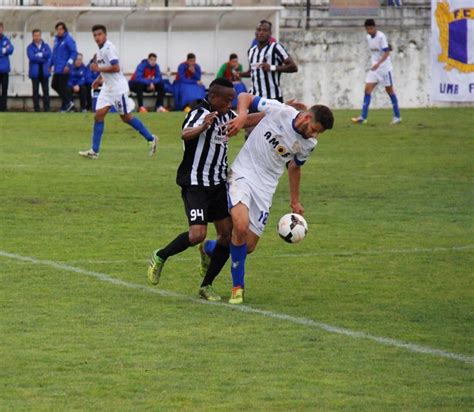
[61,244,474,265]
[1,250,472,365]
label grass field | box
[0,108,473,410]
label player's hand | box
[197,80,203,86]
[90,62,99,72]
[91,79,102,90]
[291,201,304,215]
[148,83,155,91]
[202,112,218,129]
[63,66,70,74]
[73,85,80,93]
[226,114,247,137]
[285,98,308,111]
[260,63,271,72]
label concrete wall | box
[279,27,431,109]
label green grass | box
[0,108,473,410]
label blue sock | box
[128,117,154,142]
[204,239,217,256]
[389,93,400,118]
[230,243,247,288]
[361,93,371,119]
[92,121,104,153]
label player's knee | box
[216,232,231,246]
[233,222,249,241]
[188,228,207,245]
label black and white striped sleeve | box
[182,108,207,129]
[274,43,290,63]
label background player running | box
[221,93,334,304]
[79,25,158,159]
[352,19,401,125]
[147,78,264,301]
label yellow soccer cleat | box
[229,286,244,305]
[198,241,211,277]
[199,285,222,302]
[147,249,165,285]
[351,116,367,124]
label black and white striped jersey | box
[176,100,236,187]
[248,42,290,100]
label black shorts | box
[181,184,230,225]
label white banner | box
[431,0,474,101]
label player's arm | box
[372,50,390,71]
[239,67,251,78]
[261,56,297,74]
[243,112,265,128]
[182,112,217,141]
[227,93,285,136]
[287,159,304,215]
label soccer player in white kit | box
[79,25,158,159]
[223,93,334,304]
[352,19,401,125]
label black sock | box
[201,243,230,287]
[158,232,191,260]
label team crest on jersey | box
[435,0,474,73]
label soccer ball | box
[278,213,308,243]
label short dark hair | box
[259,20,272,30]
[209,77,234,90]
[92,24,107,34]
[310,105,334,130]
[187,53,196,60]
[364,19,376,27]
[229,53,238,60]
[32,29,41,35]
[148,53,157,59]
[55,22,67,31]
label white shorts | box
[227,171,273,237]
[365,69,394,87]
[96,89,135,115]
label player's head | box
[55,22,67,37]
[32,28,42,42]
[0,22,4,36]
[208,78,235,115]
[187,53,196,65]
[92,24,107,46]
[255,20,272,44]
[229,53,238,66]
[297,105,334,139]
[364,19,376,36]
[74,53,83,67]
[148,53,157,66]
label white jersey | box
[96,40,129,94]
[231,97,317,194]
[367,31,392,71]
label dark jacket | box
[130,59,162,85]
[27,41,52,79]
[0,34,14,73]
[51,32,78,74]
[68,63,87,87]
[176,62,201,84]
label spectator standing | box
[0,22,14,112]
[51,22,77,112]
[27,29,51,112]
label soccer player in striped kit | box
[241,20,298,102]
[352,19,401,125]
